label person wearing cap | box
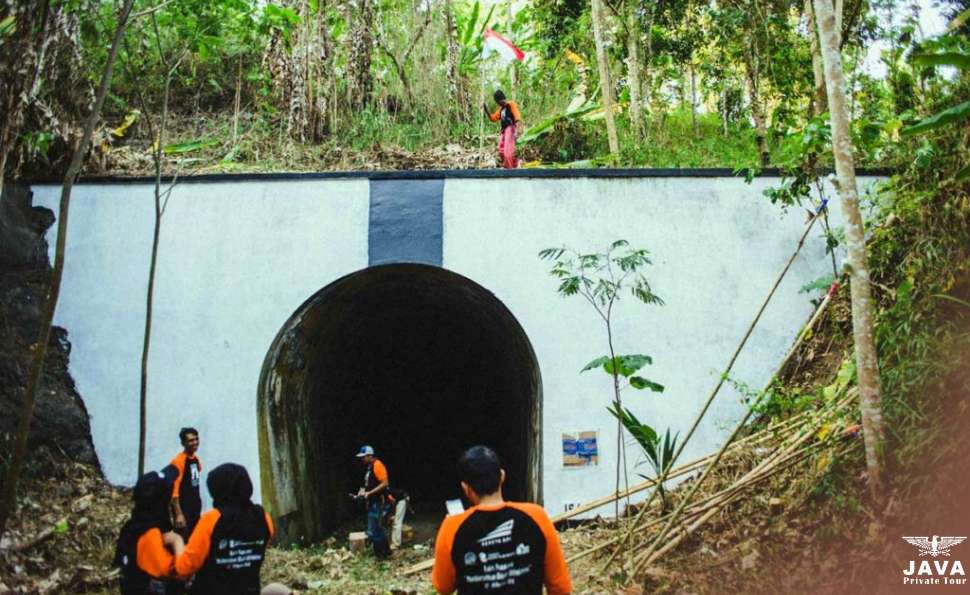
[356,445,392,559]
[170,427,202,539]
[173,463,275,595]
[482,89,523,169]
[431,445,572,595]
[114,465,185,594]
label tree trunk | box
[508,0,517,91]
[625,2,643,143]
[814,0,886,499]
[0,0,136,539]
[0,0,53,198]
[591,0,620,158]
[347,0,374,111]
[232,56,242,144]
[642,1,655,137]
[743,48,769,166]
[139,59,178,476]
[722,87,729,135]
[376,8,432,113]
[313,2,334,140]
[443,0,467,120]
[805,0,827,117]
[690,61,697,135]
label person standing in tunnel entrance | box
[356,445,392,559]
[431,445,572,594]
[170,427,202,540]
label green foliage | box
[607,402,679,509]
[581,355,665,392]
[799,274,836,305]
[541,240,666,504]
[902,100,970,135]
[455,0,497,76]
[163,138,218,154]
[9,0,969,177]
[0,15,16,39]
[539,240,664,308]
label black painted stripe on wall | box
[368,178,444,267]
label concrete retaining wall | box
[29,170,882,522]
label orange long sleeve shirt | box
[489,100,522,124]
[135,528,177,578]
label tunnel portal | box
[257,264,542,544]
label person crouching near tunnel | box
[171,463,275,595]
[431,446,572,595]
[114,467,186,594]
[356,444,393,559]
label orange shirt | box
[175,509,275,578]
[136,528,176,578]
[170,451,202,499]
[372,459,388,484]
[489,100,522,124]
[432,501,571,595]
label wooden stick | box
[631,389,856,574]
[603,273,837,568]
[636,439,861,570]
[572,397,854,566]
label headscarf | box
[206,463,262,532]
[114,466,177,567]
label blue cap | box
[356,445,375,457]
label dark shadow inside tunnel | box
[257,264,542,544]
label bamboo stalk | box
[602,247,834,569]
[571,408,855,566]
[631,389,857,574]
[636,438,861,570]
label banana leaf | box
[902,100,970,136]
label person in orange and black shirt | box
[173,463,274,595]
[432,446,572,595]
[483,89,523,169]
[356,444,392,559]
[114,466,185,594]
[170,427,202,539]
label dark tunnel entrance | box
[257,264,542,544]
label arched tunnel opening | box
[257,264,542,545]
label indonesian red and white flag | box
[483,28,525,63]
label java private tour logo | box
[901,535,967,586]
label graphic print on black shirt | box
[450,507,548,594]
[180,457,202,521]
[190,506,270,595]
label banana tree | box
[902,20,970,181]
[455,0,497,76]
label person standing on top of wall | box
[114,466,185,594]
[170,427,202,540]
[356,445,392,559]
[172,463,275,595]
[483,89,522,169]
[431,445,572,595]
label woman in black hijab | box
[115,466,184,594]
[175,463,274,595]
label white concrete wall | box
[31,174,880,516]
[32,180,370,505]
[442,176,875,517]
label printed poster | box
[562,430,598,467]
